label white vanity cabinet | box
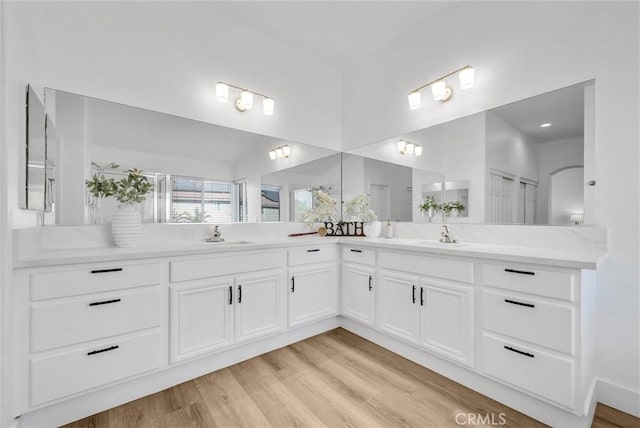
[480,262,593,411]
[341,247,376,327]
[287,245,338,328]
[377,251,475,367]
[169,250,286,363]
[14,261,168,408]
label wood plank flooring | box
[64,328,640,428]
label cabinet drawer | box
[288,246,337,266]
[482,263,576,301]
[31,286,163,352]
[379,252,473,284]
[342,247,376,266]
[31,263,163,301]
[482,333,574,408]
[483,290,574,354]
[30,329,164,406]
[171,251,284,282]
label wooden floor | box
[65,328,639,428]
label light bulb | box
[269,150,277,160]
[275,148,284,158]
[240,90,253,109]
[459,66,475,90]
[216,82,229,103]
[263,97,274,115]
[397,140,407,154]
[282,145,290,157]
[406,143,415,154]
[431,80,447,100]
[408,91,421,110]
[414,145,423,156]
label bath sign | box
[323,222,366,237]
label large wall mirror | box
[346,80,595,226]
[36,88,338,225]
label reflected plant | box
[419,196,442,214]
[173,207,211,223]
[300,189,340,223]
[343,194,377,222]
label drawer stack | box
[481,262,580,409]
[27,262,167,406]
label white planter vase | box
[364,221,382,238]
[111,204,142,248]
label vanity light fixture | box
[397,140,422,156]
[540,122,552,128]
[408,65,475,109]
[216,81,275,115]
[269,145,290,160]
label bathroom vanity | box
[10,234,603,427]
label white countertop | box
[14,236,605,270]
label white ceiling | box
[213,2,450,68]
[490,82,587,143]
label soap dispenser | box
[384,220,394,239]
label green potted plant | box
[86,165,153,248]
[419,196,441,222]
[448,201,465,217]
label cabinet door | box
[235,270,285,343]
[342,264,375,327]
[170,278,233,363]
[419,278,474,367]
[289,264,337,328]
[377,271,420,344]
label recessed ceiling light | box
[540,123,552,128]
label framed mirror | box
[42,88,338,225]
[346,80,595,225]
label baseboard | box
[18,318,339,428]
[597,378,640,418]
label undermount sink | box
[203,239,254,245]
[417,240,471,248]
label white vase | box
[111,204,142,248]
[364,221,382,238]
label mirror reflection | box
[42,88,338,225]
[341,153,444,223]
[260,153,342,222]
[25,85,52,212]
[348,80,594,225]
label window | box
[261,185,281,222]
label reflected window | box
[171,177,232,223]
[261,185,281,222]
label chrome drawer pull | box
[350,249,362,253]
[504,268,535,276]
[90,268,123,274]
[504,299,535,308]
[88,298,121,307]
[306,249,320,253]
[87,345,119,356]
[504,345,534,358]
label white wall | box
[344,1,640,414]
[537,138,584,224]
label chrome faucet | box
[207,225,225,242]
[439,225,458,243]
